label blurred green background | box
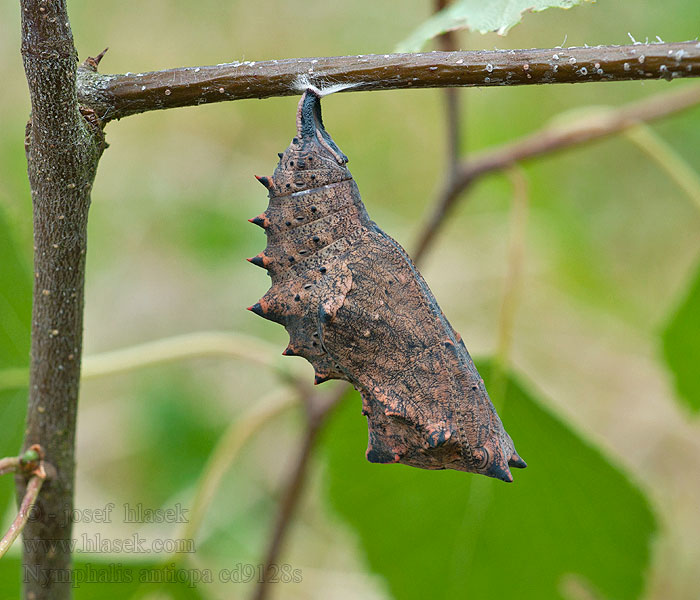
[1,1,700,598]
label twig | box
[0,330,307,392]
[0,447,42,478]
[413,83,700,261]
[77,42,700,122]
[490,167,529,409]
[178,387,299,556]
[0,446,47,559]
[80,331,300,383]
[253,384,348,600]
[0,457,22,477]
[0,468,46,559]
[122,389,298,600]
[435,0,462,174]
[496,167,529,366]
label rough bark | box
[18,0,105,598]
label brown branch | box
[1,446,47,559]
[77,41,700,122]
[413,83,700,261]
[253,385,348,600]
[0,456,22,477]
[0,447,43,478]
[489,168,529,408]
[435,0,462,174]
[19,1,105,598]
[1,468,47,560]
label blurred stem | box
[624,124,700,213]
[253,384,347,600]
[444,86,462,172]
[175,387,299,560]
[82,331,282,376]
[490,167,529,409]
[0,331,304,393]
[413,0,463,272]
[127,387,302,600]
[413,84,700,261]
[435,0,462,174]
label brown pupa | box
[247,89,526,482]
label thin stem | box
[1,447,47,559]
[253,385,347,600]
[77,42,700,122]
[125,389,299,600]
[0,331,304,393]
[81,331,297,382]
[435,0,462,175]
[413,84,700,261]
[0,465,46,559]
[0,457,21,477]
[624,124,700,213]
[253,424,320,600]
[443,86,462,173]
[496,167,529,364]
[490,167,529,408]
[177,387,299,557]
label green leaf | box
[397,0,592,52]
[0,205,31,525]
[662,261,700,413]
[322,362,655,600]
[0,205,31,368]
[122,372,226,507]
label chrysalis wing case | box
[247,89,526,482]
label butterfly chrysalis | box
[247,89,526,482]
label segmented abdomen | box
[246,90,526,482]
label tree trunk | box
[18,1,105,598]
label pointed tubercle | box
[254,175,271,189]
[489,462,514,483]
[247,297,285,324]
[248,213,269,229]
[314,372,331,385]
[247,253,270,269]
[247,303,264,317]
[508,452,527,469]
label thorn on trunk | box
[82,47,109,72]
